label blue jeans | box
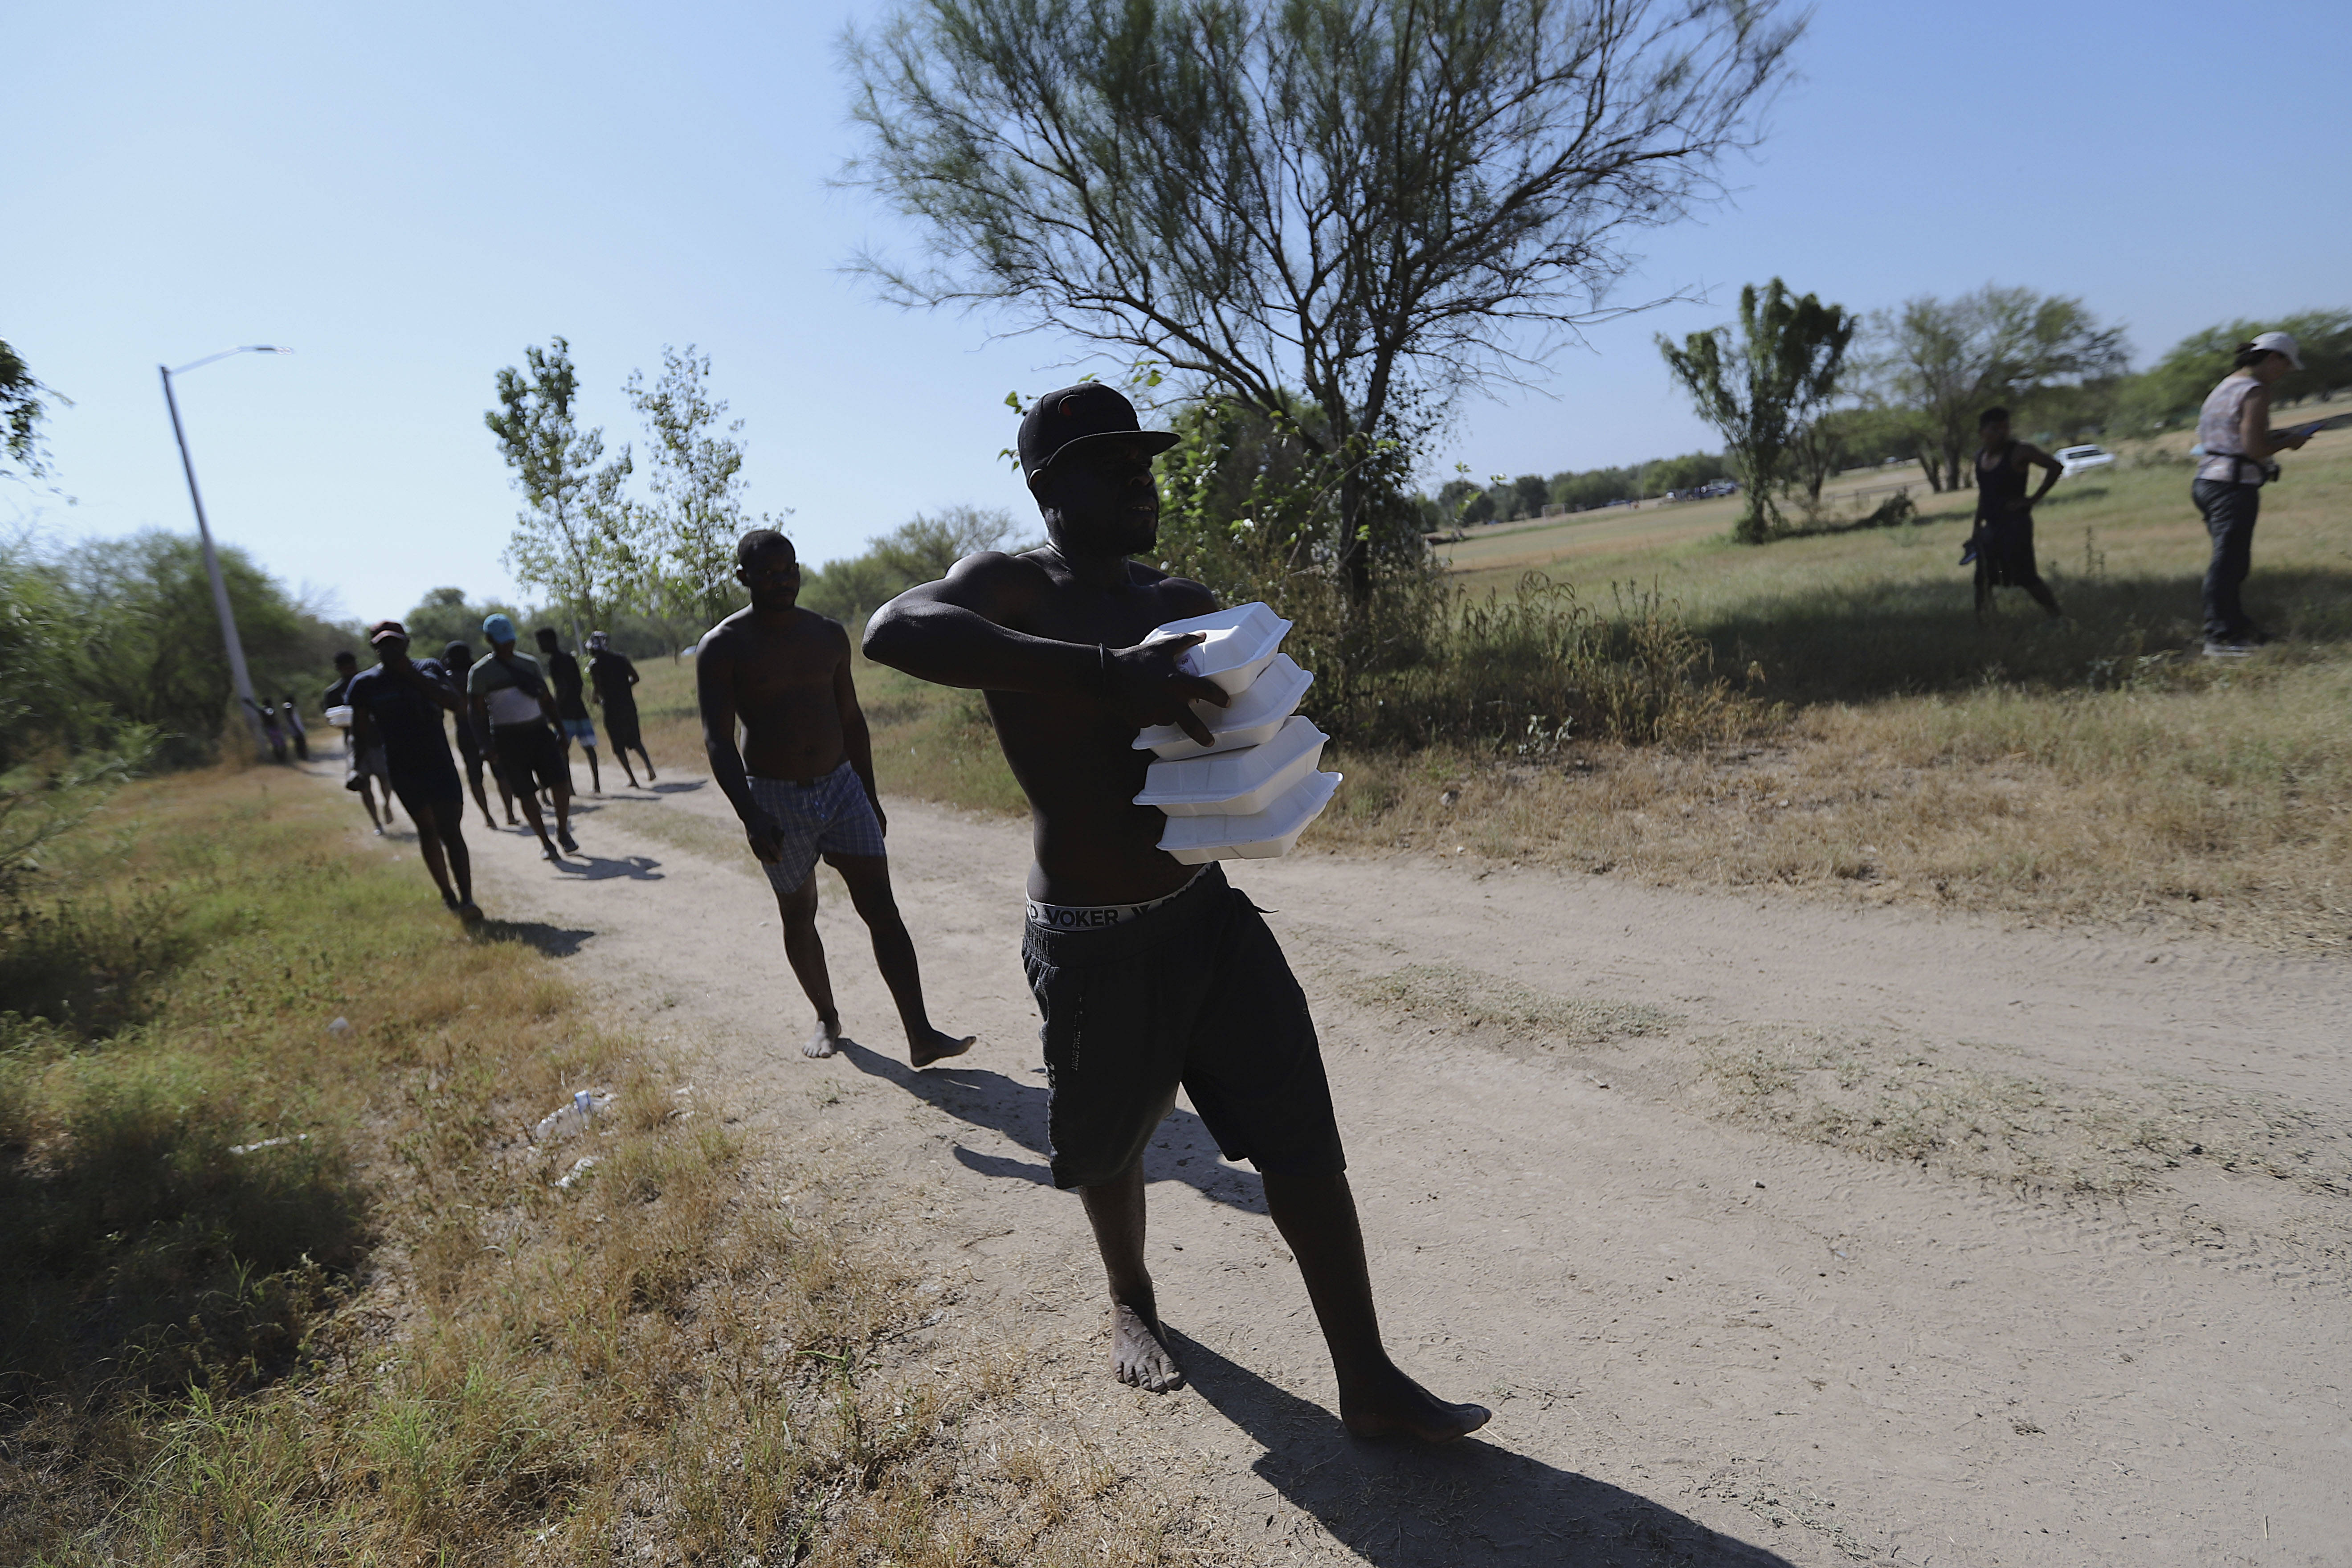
[2192,478,2260,641]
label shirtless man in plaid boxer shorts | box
[697,528,974,1068]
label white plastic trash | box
[1133,654,1315,760]
[1135,715,1328,817]
[532,1088,612,1145]
[1144,602,1292,695]
[1156,769,1343,864]
[325,705,355,728]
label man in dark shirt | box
[325,649,396,834]
[536,626,602,794]
[441,641,515,830]
[344,621,481,921]
[587,631,655,788]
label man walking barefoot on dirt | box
[863,385,1488,1443]
[467,614,578,862]
[698,529,974,1070]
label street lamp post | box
[159,345,291,754]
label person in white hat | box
[2192,331,2311,655]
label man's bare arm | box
[833,630,885,834]
[2021,442,2063,504]
[697,629,783,862]
[863,553,1228,743]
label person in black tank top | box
[1965,407,2064,620]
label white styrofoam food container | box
[1132,653,1315,760]
[325,705,355,728]
[1135,715,1328,817]
[1143,602,1292,695]
[1156,769,1343,864]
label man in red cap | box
[862,384,1487,1442]
[344,621,480,921]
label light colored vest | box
[2196,376,2267,485]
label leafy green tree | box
[1510,475,1551,520]
[2,339,69,490]
[844,0,1801,597]
[0,546,151,894]
[1659,278,1857,542]
[48,532,328,767]
[625,346,782,635]
[1871,286,2127,492]
[486,338,640,642]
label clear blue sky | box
[12,0,2348,622]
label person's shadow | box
[553,853,663,882]
[1168,1331,1798,1566]
[476,920,595,957]
[832,1040,1269,1216]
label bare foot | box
[804,1020,841,1059]
[1339,1361,1491,1442]
[1112,1303,1184,1392]
[911,1028,976,1069]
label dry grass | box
[0,767,1213,1567]
[1345,961,1676,1044]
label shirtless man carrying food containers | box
[863,384,1486,1442]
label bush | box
[1153,397,1758,752]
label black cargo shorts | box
[1021,863,1346,1190]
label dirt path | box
[337,761,2351,1566]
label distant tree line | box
[1434,290,2350,547]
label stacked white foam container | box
[1130,604,1343,863]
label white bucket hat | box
[2251,330,2304,369]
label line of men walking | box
[328,616,659,918]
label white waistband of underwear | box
[1025,866,1209,930]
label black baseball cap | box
[1017,383,1177,484]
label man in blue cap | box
[465,612,577,862]
[861,384,1487,1443]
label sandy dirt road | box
[335,759,2351,1567]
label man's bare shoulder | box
[698,607,758,659]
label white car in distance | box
[2056,444,2115,477]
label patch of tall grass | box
[2,769,1206,1565]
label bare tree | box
[1873,286,2129,492]
[842,0,1801,596]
